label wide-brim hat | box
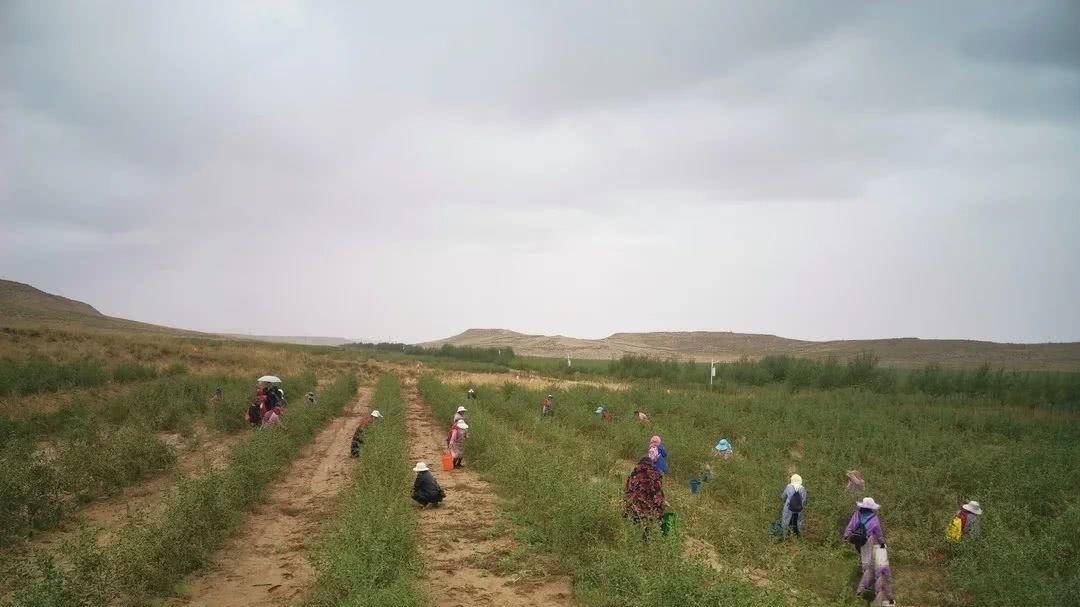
[371,410,382,418]
[456,406,467,413]
[962,500,983,515]
[856,497,881,510]
[594,407,604,414]
[413,462,429,472]
[716,439,731,450]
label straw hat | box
[856,497,881,510]
[456,406,467,413]
[961,500,983,515]
[790,474,803,487]
[456,420,469,429]
[413,462,429,472]
[371,410,382,418]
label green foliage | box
[419,376,816,607]
[0,441,64,545]
[5,373,358,606]
[421,376,1080,607]
[306,375,424,607]
[0,358,109,397]
[347,341,515,366]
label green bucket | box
[661,512,678,536]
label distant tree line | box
[345,342,515,366]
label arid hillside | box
[422,328,1080,371]
[0,279,349,346]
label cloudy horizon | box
[2,1,1078,344]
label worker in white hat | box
[411,462,445,507]
[446,419,469,469]
[350,410,383,457]
[951,500,983,541]
[453,405,467,425]
[779,474,807,537]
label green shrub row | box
[4,373,357,607]
[418,376,815,607]
[305,375,424,607]
[447,380,1080,606]
[512,353,1080,407]
[0,358,171,397]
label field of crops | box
[419,375,1080,606]
[3,322,1077,607]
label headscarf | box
[648,446,660,462]
[649,435,662,447]
[790,474,803,488]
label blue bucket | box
[689,478,702,495]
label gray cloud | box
[2,1,1078,343]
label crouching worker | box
[624,447,666,538]
[350,410,382,457]
[411,462,445,508]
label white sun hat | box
[456,406,467,413]
[413,462,429,472]
[371,410,382,418]
[456,420,469,429]
[594,406,604,414]
[856,497,881,510]
[962,500,983,515]
[790,474,803,487]
[257,375,282,384]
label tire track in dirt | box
[167,385,372,607]
[403,377,576,607]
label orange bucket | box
[441,452,454,471]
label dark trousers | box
[788,512,801,536]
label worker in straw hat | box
[779,474,807,537]
[844,497,895,605]
[446,419,469,469]
[947,500,983,542]
[350,410,382,457]
[411,462,445,507]
[453,405,467,425]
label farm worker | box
[351,410,382,457]
[846,470,865,495]
[594,405,605,415]
[411,462,446,507]
[946,500,983,542]
[254,384,268,414]
[624,447,666,534]
[467,387,477,400]
[648,435,668,474]
[262,407,282,426]
[246,400,262,427]
[446,420,468,468]
[779,474,807,537]
[541,394,554,416]
[844,497,892,603]
[453,406,467,425]
[265,384,281,412]
[634,410,649,422]
[714,439,733,460]
[305,391,316,404]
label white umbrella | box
[258,375,282,384]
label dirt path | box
[403,377,575,607]
[168,386,372,607]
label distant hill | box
[0,279,350,346]
[421,328,1080,371]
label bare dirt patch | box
[167,386,372,607]
[403,377,576,607]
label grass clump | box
[305,374,424,607]
[418,376,812,607]
[5,373,358,606]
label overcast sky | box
[2,1,1078,343]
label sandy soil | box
[403,377,576,607]
[167,386,372,607]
